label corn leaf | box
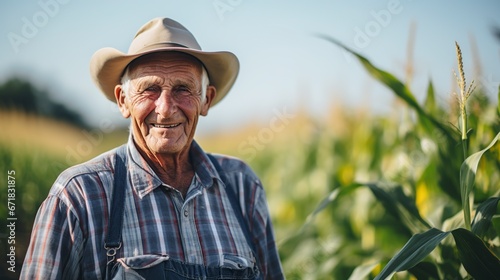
[451,228,500,279]
[407,261,440,280]
[423,81,437,114]
[375,228,450,280]
[460,132,500,229]
[318,35,454,141]
[418,81,437,134]
[497,85,500,116]
[279,183,363,247]
[365,183,430,234]
[471,197,500,237]
[303,183,362,226]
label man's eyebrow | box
[171,76,199,87]
[133,76,163,88]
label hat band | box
[130,42,194,54]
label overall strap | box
[207,154,258,263]
[105,145,128,279]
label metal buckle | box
[105,243,122,265]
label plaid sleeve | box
[20,192,85,280]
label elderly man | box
[21,18,284,279]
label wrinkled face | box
[115,52,215,156]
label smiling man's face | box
[116,52,215,157]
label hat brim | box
[90,46,239,107]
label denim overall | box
[105,147,261,280]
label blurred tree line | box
[0,77,88,129]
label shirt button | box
[184,210,188,217]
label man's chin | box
[147,138,190,155]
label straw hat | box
[90,17,239,107]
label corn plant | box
[303,36,500,279]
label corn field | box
[1,40,499,279]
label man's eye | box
[144,85,161,93]
[174,86,192,95]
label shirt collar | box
[189,140,224,189]
[125,134,223,198]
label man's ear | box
[114,85,131,118]
[200,85,216,116]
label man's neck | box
[134,140,195,197]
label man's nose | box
[154,91,177,117]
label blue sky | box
[1,0,499,135]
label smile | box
[151,123,181,128]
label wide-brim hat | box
[90,17,239,107]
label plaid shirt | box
[20,138,284,279]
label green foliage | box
[273,36,499,279]
[452,228,500,279]
[375,228,450,280]
[0,144,68,279]
[461,132,500,229]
